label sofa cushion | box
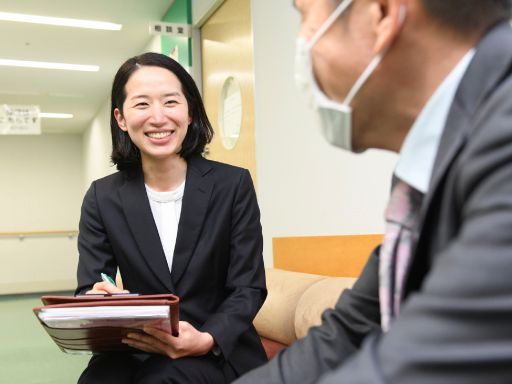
[294,277,357,339]
[259,336,287,360]
[254,268,324,345]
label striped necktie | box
[379,176,423,331]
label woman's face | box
[114,65,191,164]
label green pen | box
[101,273,116,286]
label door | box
[200,0,257,185]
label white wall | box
[0,35,164,296]
[0,134,83,294]
[251,0,398,265]
[83,102,115,189]
[192,0,224,26]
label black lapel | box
[171,155,214,286]
[119,167,174,292]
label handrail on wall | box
[0,230,79,240]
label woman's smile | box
[145,130,175,140]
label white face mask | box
[295,0,388,152]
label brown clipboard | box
[33,293,179,354]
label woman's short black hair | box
[110,52,213,171]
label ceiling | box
[0,0,174,134]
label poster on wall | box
[0,104,41,135]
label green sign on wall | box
[160,0,192,68]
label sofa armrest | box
[254,268,323,345]
[294,276,356,339]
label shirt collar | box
[145,181,185,203]
[394,49,476,193]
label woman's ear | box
[373,0,406,54]
[114,108,127,131]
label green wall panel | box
[161,0,192,67]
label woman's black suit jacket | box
[75,155,267,376]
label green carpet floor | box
[0,293,90,383]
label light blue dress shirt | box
[395,49,476,193]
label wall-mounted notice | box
[0,104,41,135]
[149,22,191,37]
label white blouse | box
[145,181,185,273]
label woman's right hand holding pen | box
[86,273,130,294]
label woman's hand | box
[86,280,129,294]
[122,321,215,359]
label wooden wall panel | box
[200,0,257,184]
[273,234,384,277]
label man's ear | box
[114,108,127,131]
[373,0,406,54]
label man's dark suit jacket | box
[235,21,512,384]
[76,155,267,376]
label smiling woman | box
[75,52,267,384]
[114,66,192,172]
[109,53,213,176]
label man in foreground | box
[236,0,512,382]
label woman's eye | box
[165,100,177,105]
[134,102,148,108]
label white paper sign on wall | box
[0,104,41,135]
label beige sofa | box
[254,268,356,359]
[116,267,356,359]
